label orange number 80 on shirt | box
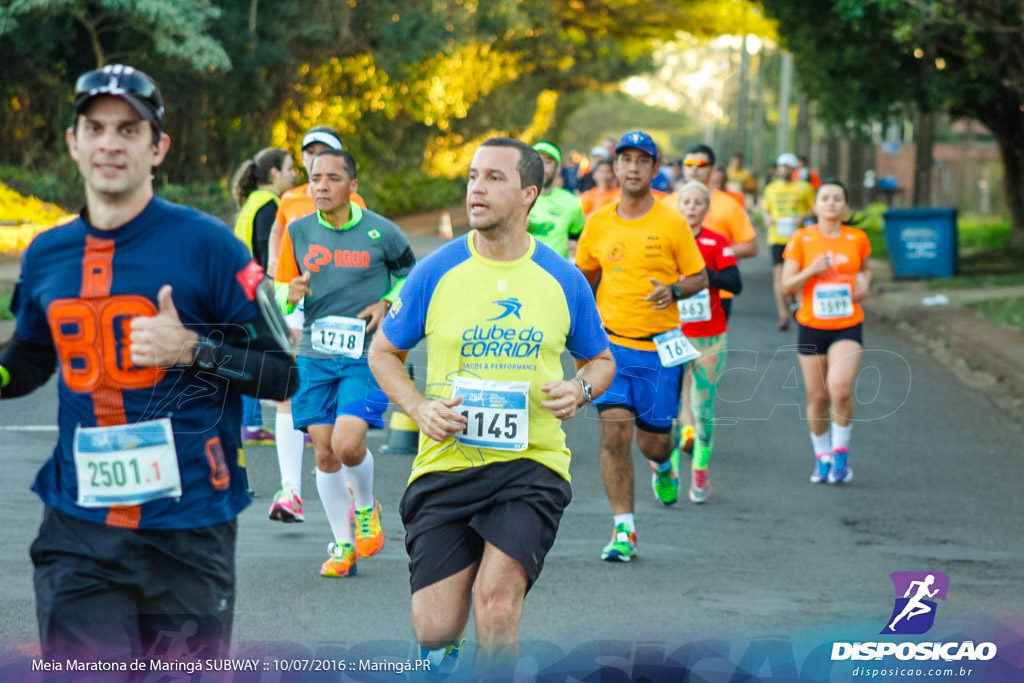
[48,296,166,392]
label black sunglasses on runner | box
[73,65,164,125]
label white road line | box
[0,425,58,432]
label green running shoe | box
[600,522,637,562]
[649,460,679,505]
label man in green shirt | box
[527,142,585,259]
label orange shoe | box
[354,498,384,558]
[321,541,357,577]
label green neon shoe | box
[649,460,679,505]
[600,523,637,562]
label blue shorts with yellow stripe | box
[593,342,683,433]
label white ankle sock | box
[612,513,635,532]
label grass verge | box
[964,297,1024,335]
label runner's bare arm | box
[781,256,828,295]
[540,348,615,419]
[368,332,467,441]
[853,261,871,301]
[267,218,285,279]
[674,268,709,299]
[730,237,758,259]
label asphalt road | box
[1,240,1021,681]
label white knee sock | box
[831,421,852,452]
[810,430,832,457]
[316,467,353,544]
[275,411,305,496]
[344,449,375,510]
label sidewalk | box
[865,258,1024,421]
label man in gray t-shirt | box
[275,149,415,578]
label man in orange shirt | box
[576,131,707,562]
[663,144,758,318]
[579,159,619,217]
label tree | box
[0,0,229,70]
[761,0,1024,253]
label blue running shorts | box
[593,342,683,433]
[291,355,388,430]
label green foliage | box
[852,203,888,234]
[554,91,697,155]
[763,0,1024,251]
[157,181,234,222]
[0,0,229,70]
[957,214,1012,254]
[849,203,888,257]
[359,170,465,219]
[759,0,929,127]
[0,0,774,216]
[0,161,83,211]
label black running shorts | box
[797,322,864,356]
[31,506,237,664]
[770,243,787,265]
[399,459,571,594]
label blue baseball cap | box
[615,130,658,159]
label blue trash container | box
[883,208,958,278]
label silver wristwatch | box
[576,377,593,404]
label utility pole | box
[752,46,766,177]
[777,51,793,156]
[735,34,750,158]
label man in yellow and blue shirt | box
[370,137,614,671]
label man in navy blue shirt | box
[0,64,297,666]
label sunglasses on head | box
[683,158,710,168]
[75,67,158,101]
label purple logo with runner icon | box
[881,571,949,635]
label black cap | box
[74,64,164,127]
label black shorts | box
[797,322,864,355]
[720,297,732,321]
[399,459,572,594]
[770,244,787,265]
[31,506,237,664]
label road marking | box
[0,425,58,432]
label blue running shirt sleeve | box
[12,236,59,345]
[382,236,471,351]
[530,245,608,360]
